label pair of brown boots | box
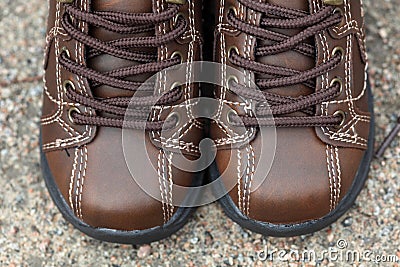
[41,0,374,244]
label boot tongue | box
[87,0,156,99]
[256,0,315,99]
[268,0,309,12]
[92,0,153,13]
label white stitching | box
[77,145,88,220]
[329,145,338,209]
[166,151,174,219]
[334,146,342,207]
[157,150,168,223]
[237,149,242,212]
[69,148,80,215]
[161,149,172,220]
[325,145,334,211]
[245,145,255,216]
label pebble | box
[341,217,353,227]
[137,245,151,258]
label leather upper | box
[212,0,371,224]
[41,0,204,231]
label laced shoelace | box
[226,0,345,128]
[59,3,186,130]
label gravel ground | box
[0,0,399,266]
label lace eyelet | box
[63,79,75,92]
[172,12,186,28]
[332,46,345,62]
[170,81,181,91]
[227,75,239,91]
[61,46,71,58]
[228,46,239,58]
[171,51,183,63]
[330,77,343,95]
[226,109,237,125]
[333,110,346,129]
[228,6,238,18]
[68,107,80,124]
[332,7,344,26]
[166,111,181,129]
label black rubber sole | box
[40,139,204,244]
[211,81,375,237]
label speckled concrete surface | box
[0,0,399,266]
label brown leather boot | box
[210,0,374,236]
[40,0,204,244]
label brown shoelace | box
[376,116,400,157]
[226,0,344,128]
[59,3,186,130]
